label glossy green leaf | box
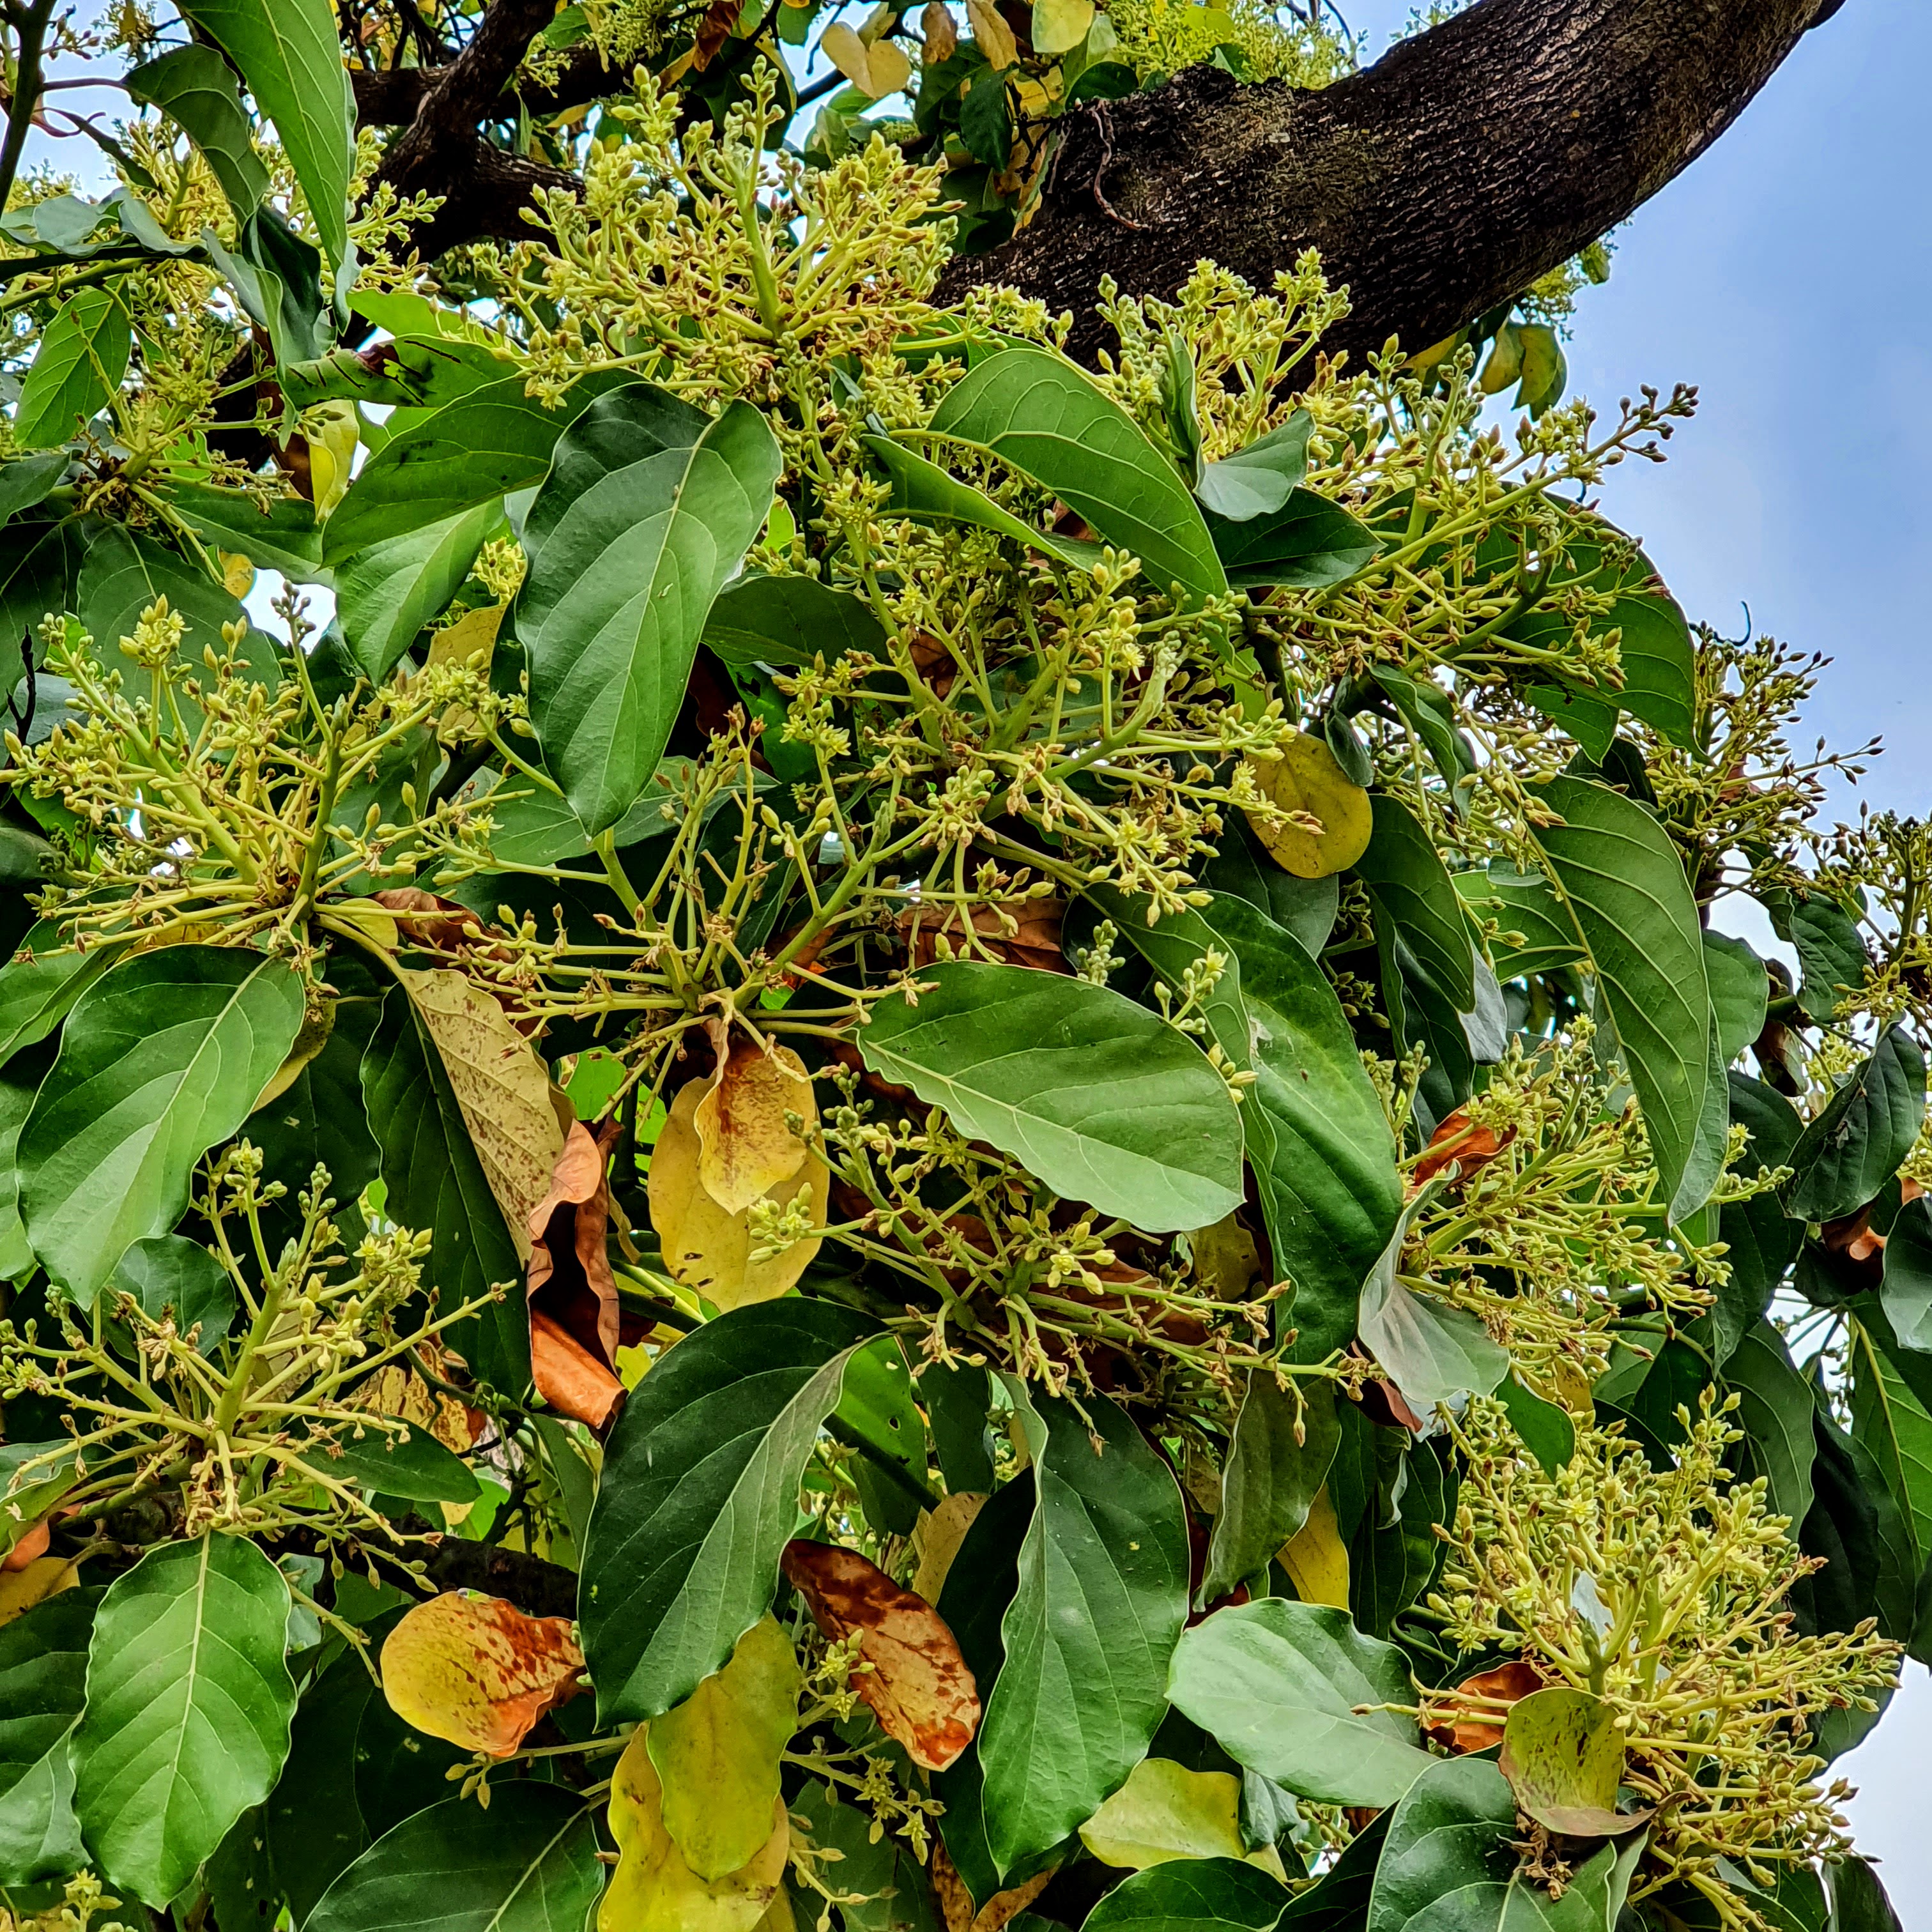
[126,45,270,218]
[521,384,782,835]
[835,1333,933,1535]
[703,571,887,669]
[0,455,68,531]
[1703,930,1768,1068]
[77,526,278,683]
[169,482,327,583]
[1193,411,1312,521]
[1367,1756,1616,1932]
[1880,1195,1932,1354]
[15,289,130,448]
[1195,894,1403,1360]
[0,518,84,659]
[1768,889,1870,1025]
[861,959,1245,1233]
[307,1786,601,1932]
[1826,1858,1903,1932]
[1202,822,1340,956]
[1786,1026,1926,1224]
[359,983,529,1397]
[978,1380,1190,1877]
[1275,1813,1388,1931]
[109,1234,236,1354]
[1715,1075,1804,1362]
[176,0,354,268]
[1201,1375,1341,1605]
[1456,866,1585,983]
[1167,1599,1432,1807]
[1356,793,1477,1013]
[264,1641,379,1924]
[299,1414,480,1506]
[19,946,304,1304]
[862,431,1106,571]
[1499,1687,1637,1835]
[1724,1319,1817,1528]
[1850,1318,1932,1568]
[70,1535,297,1906]
[926,344,1226,603]
[1208,490,1381,590]
[334,499,500,683]
[1084,1856,1288,1931]
[1496,1373,1574,1476]
[1532,774,1715,1220]
[0,1587,97,1885]
[0,1047,45,1285]
[0,1439,76,1556]
[580,1298,879,1724]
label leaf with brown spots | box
[527,1119,624,1429]
[380,1590,585,1756]
[693,1039,815,1216]
[779,1539,980,1771]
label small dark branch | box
[939,0,1848,363]
[0,0,59,215]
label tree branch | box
[939,0,1846,362]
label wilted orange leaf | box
[780,1540,980,1771]
[528,1120,624,1429]
[694,1040,815,1216]
[2,1518,50,1572]
[1411,1107,1515,1187]
[381,1590,584,1756]
[1423,1657,1547,1754]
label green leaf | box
[791,1777,942,1932]
[334,500,500,682]
[1275,1813,1388,1931]
[264,1641,378,1924]
[1084,1858,1289,1932]
[1786,1026,1926,1224]
[861,959,1244,1233]
[1499,1687,1637,1836]
[323,372,632,563]
[125,45,270,218]
[580,1298,879,1724]
[1078,1758,1252,1869]
[1827,1859,1903,1932]
[307,1786,601,1932]
[1367,1756,1616,1932]
[1880,1195,1932,1354]
[0,1439,77,1556]
[923,1361,995,1494]
[978,1380,1190,1877]
[1200,1375,1340,1605]
[834,1333,933,1536]
[702,571,887,670]
[1716,1075,1804,1363]
[299,1414,480,1506]
[1532,774,1715,1220]
[15,289,130,448]
[358,984,529,1397]
[0,1588,98,1886]
[176,0,355,270]
[1194,894,1402,1360]
[0,455,70,530]
[861,432,1105,572]
[1703,930,1768,1067]
[1355,795,1476,1013]
[1207,489,1381,591]
[1768,888,1869,1025]
[1850,1318,1932,1568]
[926,344,1227,604]
[109,1234,236,1354]
[203,206,332,368]
[77,526,277,684]
[1167,1599,1432,1807]
[0,517,84,655]
[1724,1319,1817,1528]
[1496,1373,1574,1477]
[70,1535,298,1906]
[521,384,782,835]
[169,482,326,582]
[1349,1434,1449,1640]
[0,1046,47,1286]
[1194,411,1311,521]
[1202,822,1339,956]
[19,946,304,1304]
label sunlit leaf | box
[379,1591,583,1758]
[1077,1758,1255,1870]
[1241,733,1372,880]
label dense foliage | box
[0,6,1923,1932]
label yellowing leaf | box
[1499,1685,1650,1837]
[1241,732,1373,879]
[781,1539,981,1771]
[910,1490,985,1604]
[427,601,505,672]
[1078,1758,1263,1870]
[817,19,907,94]
[694,1041,815,1215]
[963,0,1016,67]
[1031,0,1092,54]
[403,967,567,1258]
[307,401,360,519]
[1277,1484,1349,1607]
[218,550,255,597]
[254,997,336,1112]
[380,1590,585,1756]
[648,1077,827,1309]
[603,1728,788,1932]
[0,1555,77,1627]
[647,1616,802,1882]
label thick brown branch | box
[940,0,1844,362]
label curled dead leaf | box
[527,1120,624,1429]
[1422,1657,1547,1754]
[380,1590,585,1756]
[930,1841,1052,1932]
[1411,1107,1516,1188]
[691,0,740,68]
[780,1538,981,1771]
[898,900,1067,974]
[694,1040,815,1216]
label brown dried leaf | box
[1411,1107,1516,1188]
[691,0,739,69]
[1423,1657,1547,1754]
[930,1843,1053,1932]
[898,900,1067,974]
[694,1041,815,1216]
[780,1539,981,1771]
[380,1590,585,1756]
[527,1121,624,1429]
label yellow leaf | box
[1186,1213,1261,1299]
[694,1041,815,1216]
[648,1077,827,1309]
[963,0,1016,67]
[1278,1483,1349,1608]
[402,969,567,1259]
[307,401,361,520]
[428,602,505,672]
[910,1490,985,1604]
[0,1556,77,1627]
[1030,0,1092,54]
[218,550,255,598]
[1078,1758,1255,1869]
[603,1729,788,1932]
[864,37,912,94]
[381,1590,585,1756]
[1241,732,1373,879]
[818,20,873,82]
[647,1617,802,1882]
[753,1890,797,1932]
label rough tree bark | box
[353,0,1844,357]
[937,0,1844,359]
